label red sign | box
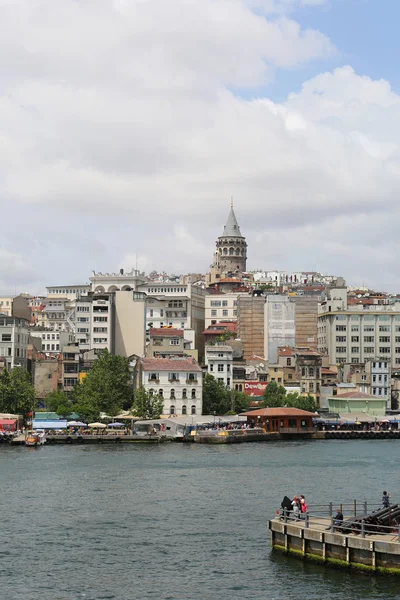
[243,381,268,397]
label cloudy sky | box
[1,0,400,294]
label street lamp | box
[213,411,216,427]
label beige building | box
[237,293,265,360]
[114,291,146,358]
[34,358,61,399]
[205,292,244,327]
[294,295,319,351]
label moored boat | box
[25,430,46,447]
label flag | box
[26,411,33,417]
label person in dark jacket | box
[382,491,391,508]
[326,509,344,530]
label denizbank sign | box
[244,382,268,397]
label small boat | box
[25,430,46,447]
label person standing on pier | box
[382,491,391,508]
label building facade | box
[137,357,203,416]
[237,294,265,360]
[0,316,30,370]
[204,343,233,388]
[205,292,244,327]
[264,295,296,363]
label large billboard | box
[243,381,268,397]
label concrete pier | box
[11,434,163,445]
[269,516,400,574]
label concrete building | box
[30,330,75,354]
[237,294,265,360]
[264,295,295,363]
[90,269,147,293]
[204,343,233,388]
[295,349,322,404]
[0,315,30,370]
[207,203,247,286]
[205,292,244,327]
[294,295,319,351]
[75,290,146,358]
[147,328,197,360]
[61,345,80,391]
[46,285,90,299]
[33,358,61,400]
[138,282,205,357]
[0,296,13,316]
[328,391,387,417]
[318,281,400,368]
[136,357,203,416]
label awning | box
[0,419,16,425]
[33,420,67,429]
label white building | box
[137,357,203,416]
[318,282,400,368]
[46,285,90,300]
[205,292,244,328]
[90,269,147,293]
[204,343,233,388]
[0,316,30,369]
[264,295,296,363]
[30,330,75,354]
[138,282,206,355]
[368,360,390,403]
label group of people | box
[280,495,307,521]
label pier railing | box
[278,500,400,542]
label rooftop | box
[150,328,184,338]
[141,358,202,372]
[240,408,316,417]
[335,391,383,400]
[221,206,243,238]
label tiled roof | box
[335,391,379,399]
[278,347,295,357]
[141,358,202,372]
[203,322,237,335]
[150,328,183,338]
[240,408,316,417]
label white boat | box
[25,430,46,447]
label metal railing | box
[278,500,400,542]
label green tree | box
[73,350,132,419]
[261,381,287,408]
[0,367,35,416]
[286,391,316,412]
[131,387,164,419]
[202,373,231,415]
[227,389,250,414]
[44,389,68,412]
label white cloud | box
[1,1,400,292]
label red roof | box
[141,358,202,372]
[322,368,337,375]
[203,322,237,335]
[240,408,316,417]
[278,347,295,357]
[336,391,378,399]
[150,328,183,338]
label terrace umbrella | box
[88,422,106,428]
[67,421,87,427]
[108,422,125,427]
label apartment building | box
[138,282,206,357]
[0,296,14,316]
[0,315,30,370]
[237,293,265,360]
[136,357,203,416]
[61,345,80,391]
[204,343,233,388]
[318,282,400,368]
[46,285,90,300]
[75,290,146,357]
[147,328,197,360]
[30,330,75,354]
[205,292,244,327]
[264,295,295,363]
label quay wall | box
[269,519,400,574]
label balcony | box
[186,378,198,384]
[168,378,180,383]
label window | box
[149,372,159,381]
[364,336,374,343]
[211,310,217,317]
[351,336,359,342]
[336,325,346,331]
[170,389,175,400]
[379,347,390,354]
[182,405,187,415]
[93,327,107,333]
[187,373,197,381]
[364,347,374,353]
[191,405,196,415]
[222,310,228,317]
[336,347,347,353]
[309,382,314,392]
[309,367,314,377]
[210,301,221,307]
[379,326,390,332]
[336,315,346,321]
[351,347,359,353]
[93,316,108,322]
[77,306,90,312]
[170,338,180,346]
[287,358,291,366]
[209,364,214,372]
[364,326,374,332]
[93,338,107,343]
[64,378,77,387]
[169,372,179,381]
[158,389,163,397]
[218,364,224,372]
[217,378,224,383]
[336,336,346,342]
[351,326,359,332]
[191,389,196,399]
[1,334,11,342]
[170,405,175,415]
[379,336,390,343]
[182,389,187,399]
[222,300,228,307]
[77,328,89,333]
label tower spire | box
[231,196,233,208]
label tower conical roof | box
[222,206,242,237]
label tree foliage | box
[73,350,132,421]
[262,383,316,412]
[0,367,35,416]
[202,374,250,415]
[131,387,164,420]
